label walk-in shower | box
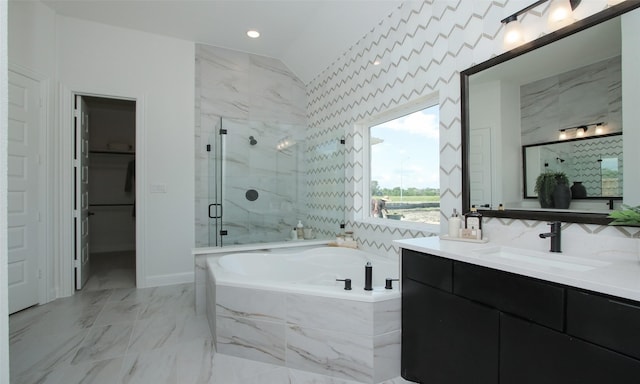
[195,117,344,247]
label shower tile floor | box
[9,283,412,384]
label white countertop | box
[394,236,640,302]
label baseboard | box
[144,271,194,287]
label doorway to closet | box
[76,95,136,291]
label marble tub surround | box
[395,228,640,302]
[194,240,330,315]
[211,281,401,384]
[203,245,402,383]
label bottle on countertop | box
[465,205,483,232]
[296,220,304,239]
[290,227,298,240]
[448,209,461,238]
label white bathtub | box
[203,245,402,383]
[208,246,400,302]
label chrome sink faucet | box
[539,221,562,253]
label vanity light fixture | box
[502,15,525,50]
[548,0,582,30]
[501,0,582,48]
[558,122,604,139]
[247,30,260,39]
[595,123,605,135]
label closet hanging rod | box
[89,203,135,207]
[89,150,135,155]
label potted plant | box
[608,205,640,226]
[534,171,569,208]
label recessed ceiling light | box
[247,30,260,39]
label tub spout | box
[364,261,373,291]
[364,262,373,291]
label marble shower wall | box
[305,0,640,259]
[520,56,622,146]
[195,45,313,246]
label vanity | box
[396,236,640,384]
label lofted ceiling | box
[41,0,404,84]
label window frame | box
[356,94,441,232]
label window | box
[368,104,440,224]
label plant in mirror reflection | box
[534,171,569,208]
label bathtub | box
[210,246,400,301]
[203,245,402,384]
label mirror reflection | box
[466,13,635,213]
[523,133,623,198]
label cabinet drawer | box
[567,289,640,360]
[453,261,564,330]
[402,249,452,292]
[501,313,640,384]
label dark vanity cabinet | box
[401,248,640,384]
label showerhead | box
[249,136,257,146]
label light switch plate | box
[150,184,167,193]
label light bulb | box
[548,0,574,30]
[559,131,567,140]
[576,128,584,137]
[247,30,260,39]
[503,19,524,50]
[595,124,604,134]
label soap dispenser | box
[465,205,483,231]
[448,209,461,238]
[296,220,304,239]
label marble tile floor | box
[83,251,137,291]
[9,283,412,384]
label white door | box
[469,127,493,208]
[74,95,91,290]
[7,70,40,314]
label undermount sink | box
[472,246,610,272]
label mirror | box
[523,133,623,199]
[461,2,640,224]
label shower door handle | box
[208,203,222,219]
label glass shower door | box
[207,117,223,246]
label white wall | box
[56,16,195,287]
[308,0,633,258]
[622,8,640,206]
[9,0,197,293]
[1,1,10,381]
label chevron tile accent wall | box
[305,0,636,257]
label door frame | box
[58,86,146,296]
[8,64,50,306]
